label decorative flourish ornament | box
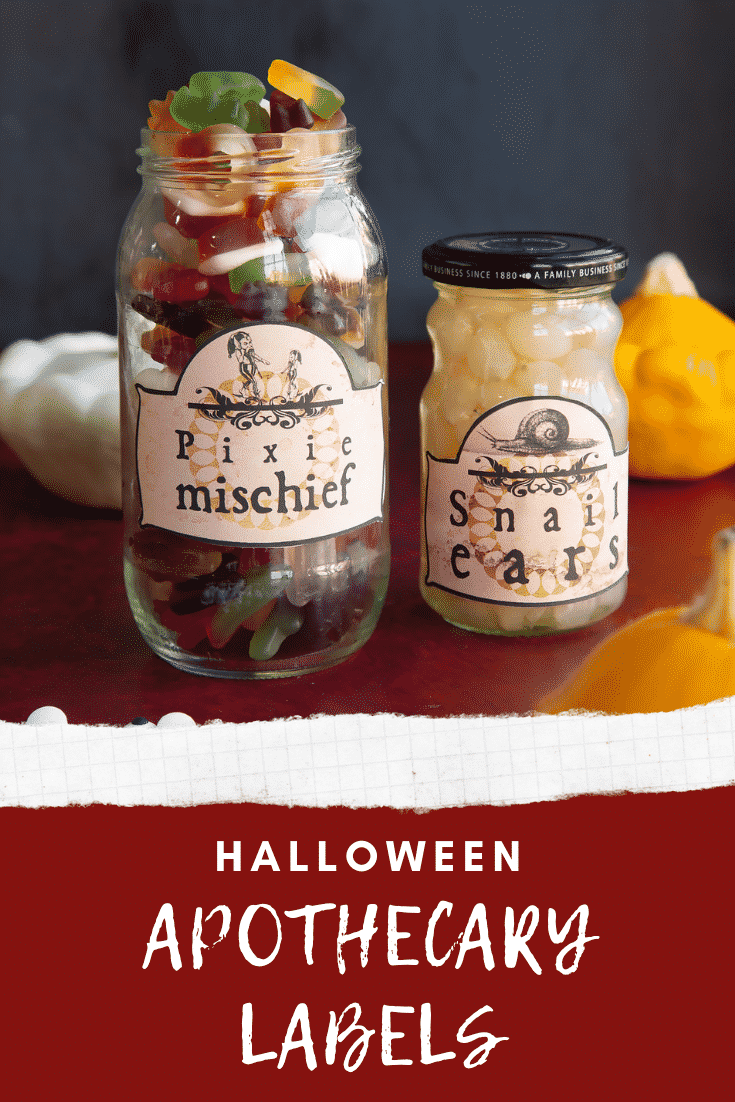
[472,452,606,497]
[190,383,341,431]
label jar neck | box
[433,281,614,304]
[138,125,361,188]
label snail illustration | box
[479,408,598,454]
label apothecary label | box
[425,397,628,604]
[136,322,385,546]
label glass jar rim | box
[138,124,360,184]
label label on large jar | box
[135,322,384,546]
[424,397,628,604]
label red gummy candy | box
[163,196,232,240]
[207,273,238,302]
[155,601,215,651]
[131,258,209,302]
[150,333,196,372]
[155,268,209,302]
[141,325,197,372]
[237,547,273,574]
[197,216,267,270]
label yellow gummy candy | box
[268,59,345,119]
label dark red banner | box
[3,787,731,1098]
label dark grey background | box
[1,0,733,343]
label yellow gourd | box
[539,525,735,714]
[615,253,735,479]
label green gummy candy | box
[208,567,291,649]
[170,71,267,133]
[210,95,269,133]
[228,256,269,294]
[249,602,304,661]
[229,251,311,295]
[189,71,264,99]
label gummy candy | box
[298,541,375,651]
[132,294,209,338]
[268,60,345,120]
[269,89,316,133]
[148,90,187,132]
[131,258,209,302]
[163,195,233,239]
[252,133,284,152]
[208,565,293,649]
[268,189,316,238]
[226,281,289,320]
[124,64,389,675]
[133,365,178,393]
[249,597,305,660]
[237,546,273,574]
[140,325,197,372]
[300,284,363,344]
[152,222,200,268]
[161,183,247,220]
[269,97,293,135]
[311,109,347,131]
[131,292,243,339]
[284,539,339,606]
[175,123,257,163]
[156,603,216,651]
[226,255,273,294]
[197,216,284,276]
[129,529,222,580]
[170,72,268,133]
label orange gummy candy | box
[148,90,188,132]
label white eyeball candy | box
[560,300,622,351]
[426,297,473,354]
[26,706,68,725]
[505,309,572,361]
[466,327,516,381]
[560,347,610,376]
[551,596,599,632]
[442,372,484,425]
[523,360,563,395]
[494,605,528,632]
[157,712,197,727]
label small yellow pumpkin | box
[615,253,735,479]
[539,525,735,714]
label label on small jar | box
[135,323,384,545]
[424,397,628,604]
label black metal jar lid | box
[422,231,628,290]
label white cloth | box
[0,332,120,509]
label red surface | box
[2,791,732,1098]
[2,342,733,1099]
[2,341,735,725]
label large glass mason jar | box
[420,232,628,636]
[117,124,389,677]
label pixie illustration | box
[227,331,270,398]
[285,349,302,399]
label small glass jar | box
[117,124,388,677]
[420,232,629,636]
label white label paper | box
[425,397,628,605]
[136,323,385,546]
